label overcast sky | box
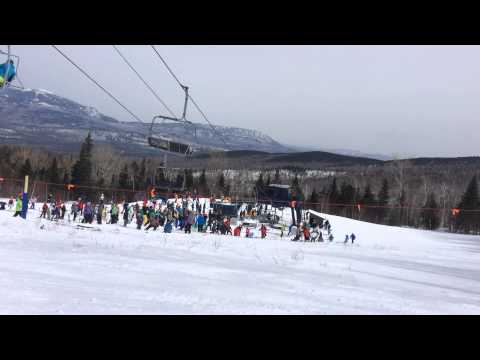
[5,45,480,157]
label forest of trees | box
[1,134,480,234]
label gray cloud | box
[4,45,480,157]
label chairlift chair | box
[148,85,197,157]
[0,46,22,90]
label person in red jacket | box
[303,225,311,241]
[234,225,242,236]
[260,224,267,238]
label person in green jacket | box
[13,195,22,217]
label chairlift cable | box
[149,45,229,149]
[112,45,177,118]
[51,45,147,128]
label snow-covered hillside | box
[1,204,479,314]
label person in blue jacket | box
[196,213,205,232]
[0,60,16,87]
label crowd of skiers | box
[284,217,357,244]
[18,193,268,238]
[4,192,356,243]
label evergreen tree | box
[198,169,209,195]
[256,173,265,190]
[185,169,194,191]
[37,167,46,182]
[377,179,390,224]
[309,188,319,210]
[389,188,407,227]
[377,179,389,206]
[71,132,93,186]
[361,183,375,204]
[130,161,140,190]
[18,158,33,178]
[47,157,61,184]
[328,177,339,214]
[217,172,226,193]
[139,158,147,190]
[118,164,130,189]
[291,174,299,189]
[63,170,70,184]
[274,169,281,184]
[455,175,480,234]
[360,183,376,223]
[338,181,356,218]
[290,175,304,202]
[421,193,440,230]
[175,173,184,188]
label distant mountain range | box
[0,87,292,155]
[1,88,479,170]
[284,144,394,161]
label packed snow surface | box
[1,203,479,314]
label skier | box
[196,213,205,232]
[0,59,16,87]
[110,203,119,224]
[83,202,94,224]
[164,220,173,233]
[71,201,79,222]
[13,195,22,217]
[40,202,48,219]
[233,225,242,236]
[260,224,267,239]
[344,234,349,244]
[96,203,104,224]
[350,233,356,244]
[145,212,159,231]
[303,225,311,241]
[135,210,143,230]
[122,201,130,227]
[60,203,66,220]
[185,211,195,234]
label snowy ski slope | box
[0,202,479,314]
